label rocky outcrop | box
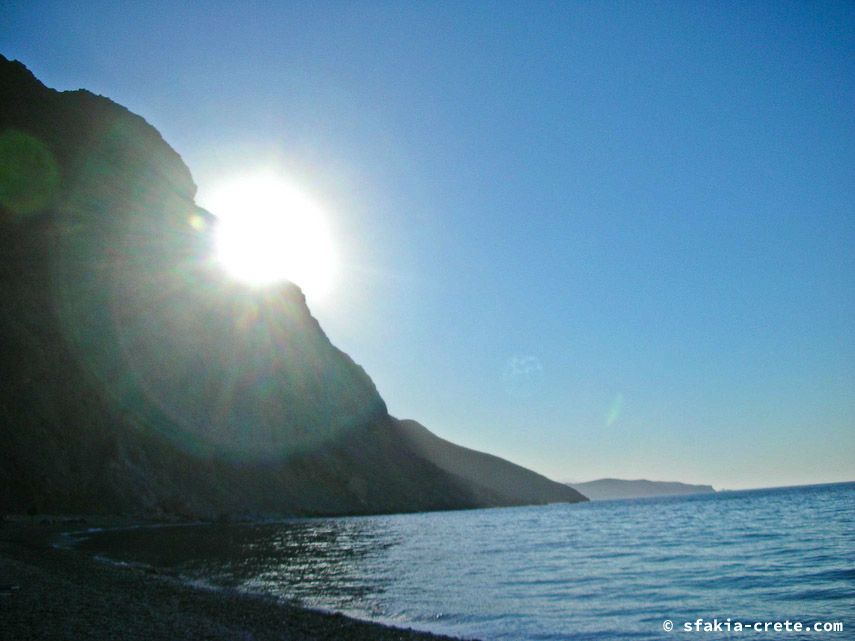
[0,55,584,517]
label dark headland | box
[0,55,583,638]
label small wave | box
[781,587,855,601]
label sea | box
[75,482,854,640]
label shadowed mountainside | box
[0,55,584,517]
[568,478,715,501]
[398,420,586,505]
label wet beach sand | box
[0,516,474,641]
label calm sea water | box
[77,483,854,640]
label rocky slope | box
[398,420,586,505]
[0,55,584,517]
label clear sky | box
[3,1,853,489]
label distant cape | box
[567,478,715,501]
[0,55,585,517]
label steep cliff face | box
[0,56,584,516]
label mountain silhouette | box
[0,55,585,517]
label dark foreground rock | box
[0,54,583,518]
[0,519,474,641]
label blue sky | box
[3,1,853,488]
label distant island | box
[567,478,716,500]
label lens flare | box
[503,355,544,399]
[606,393,624,427]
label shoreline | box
[0,515,476,641]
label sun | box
[203,172,337,299]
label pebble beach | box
[0,516,472,641]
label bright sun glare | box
[204,172,337,299]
